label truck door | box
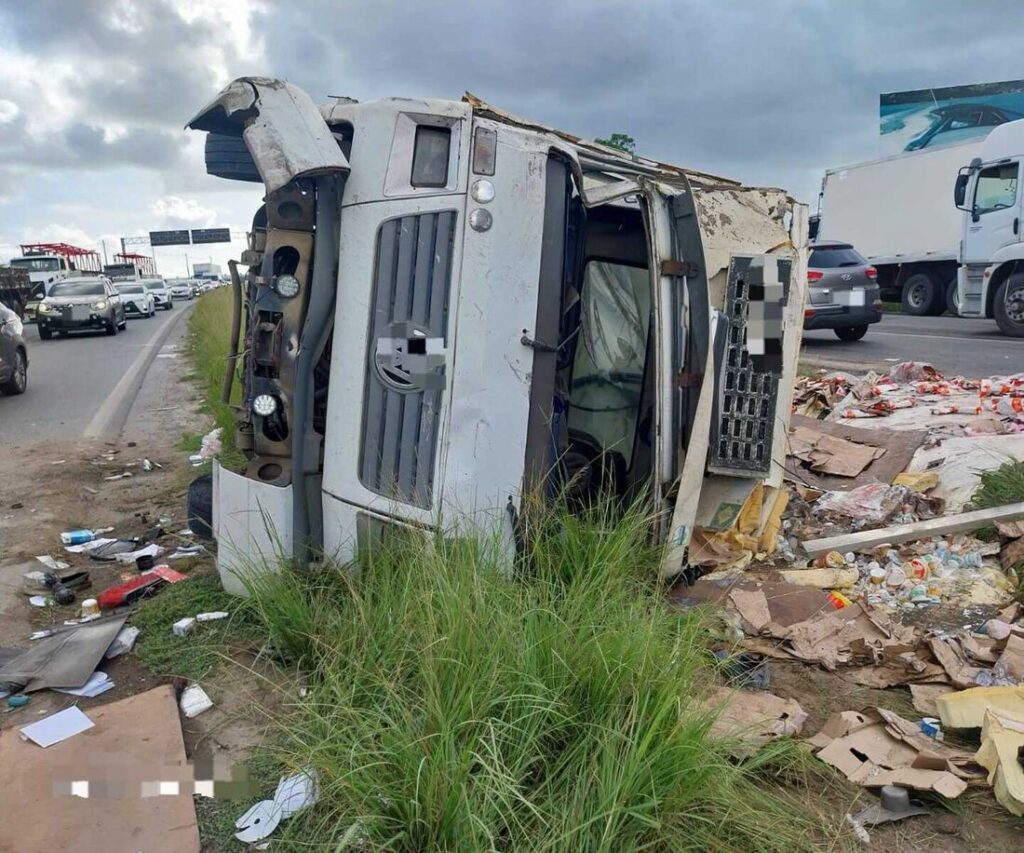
[964,159,1021,264]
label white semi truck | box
[954,119,1024,337]
[817,140,981,316]
[185,77,809,589]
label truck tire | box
[901,272,942,316]
[993,273,1024,338]
[38,326,52,340]
[944,276,960,316]
[187,474,214,540]
[834,325,868,341]
[204,134,262,183]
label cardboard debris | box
[778,567,859,589]
[996,519,1024,539]
[810,708,975,798]
[928,636,985,689]
[975,710,1024,816]
[706,687,807,753]
[728,589,771,634]
[0,686,199,852]
[893,471,939,493]
[785,415,926,492]
[1001,536,1024,571]
[936,685,1024,729]
[995,635,1024,681]
[910,684,956,717]
[776,605,917,671]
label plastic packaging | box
[60,529,95,546]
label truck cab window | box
[975,162,1018,215]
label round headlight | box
[93,300,107,310]
[470,179,495,204]
[252,394,278,416]
[274,274,300,298]
[469,208,493,232]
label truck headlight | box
[274,274,300,298]
[252,394,278,416]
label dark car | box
[35,277,127,339]
[0,301,28,395]
[803,242,882,341]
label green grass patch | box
[969,458,1024,599]
[233,498,837,851]
[133,573,262,681]
[881,301,902,313]
[183,288,245,470]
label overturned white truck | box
[187,78,808,591]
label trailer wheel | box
[993,273,1024,337]
[187,473,215,540]
[944,277,960,316]
[901,272,941,316]
[204,134,262,183]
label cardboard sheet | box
[728,589,771,633]
[705,687,806,753]
[937,685,1024,729]
[975,710,1024,815]
[0,685,200,852]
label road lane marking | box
[868,330,1021,345]
[82,307,192,439]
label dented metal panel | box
[187,77,349,194]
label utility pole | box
[185,253,191,277]
[101,240,109,266]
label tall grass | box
[184,288,244,468]
[239,498,832,851]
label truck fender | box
[186,77,350,195]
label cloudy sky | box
[0,0,1021,275]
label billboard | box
[880,78,1024,157]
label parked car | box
[114,283,157,318]
[35,277,127,339]
[0,301,28,395]
[167,279,194,300]
[140,278,174,311]
[803,241,882,341]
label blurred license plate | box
[71,306,89,321]
[838,288,865,307]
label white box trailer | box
[818,140,980,316]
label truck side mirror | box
[953,173,969,209]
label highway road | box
[0,301,194,443]
[801,314,1022,378]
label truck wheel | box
[993,273,1024,337]
[944,277,960,316]
[0,348,27,395]
[901,272,941,316]
[187,474,214,540]
[834,325,868,342]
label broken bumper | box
[212,462,293,596]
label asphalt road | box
[0,301,194,442]
[801,313,1023,378]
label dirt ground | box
[0,399,276,844]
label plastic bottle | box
[60,529,96,546]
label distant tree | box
[595,132,636,154]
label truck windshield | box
[974,162,1018,215]
[568,261,651,462]
[11,258,60,272]
[50,281,104,297]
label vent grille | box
[708,255,790,477]
[359,211,456,507]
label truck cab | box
[188,78,808,592]
[9,254,72,298]
[955,119,1024,335]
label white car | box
[140,278,174,311]
[167,279,194,300]
[114,283,157,318]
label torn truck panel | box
[187,77,349,195]
[190,76,807,587]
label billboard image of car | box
[880,78,1024,156]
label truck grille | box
[708,255,789,478]
[359,211,457,507]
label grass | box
[969,458,1024,600]
[133,572,262,681]
[183,288,245,470]
[881,301,902,313]
[231,497,840,852]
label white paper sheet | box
[19,706,94,747]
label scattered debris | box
[173,617,197,637]
[180,683,213,718]
[706,688,806,754]
[975,710,1024,815]
[19,706,94,748]
[234,769,319,843]
[190,427,223,466]
[54,671,113,698]
[850,784,930,828]
[104,626,140,659]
